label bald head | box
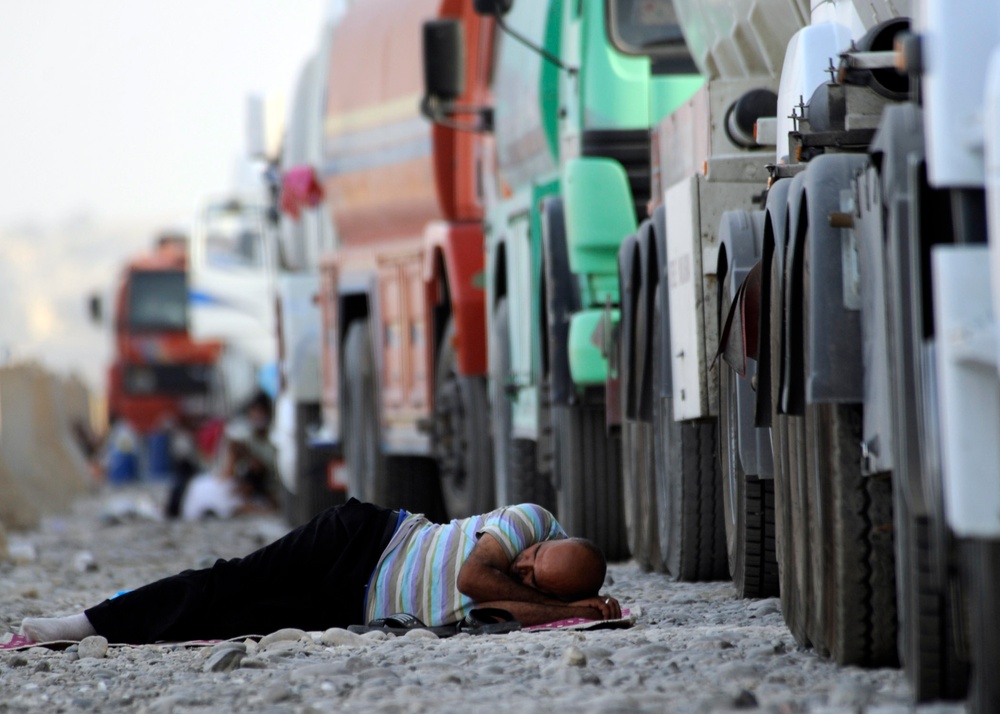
[510,537,606,601]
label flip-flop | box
[456,608,521,635]
[347,613,459,638]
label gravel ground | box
[0,485,967,713]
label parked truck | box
[106,233,222,438]
[603,0,998,709]
[306,0,495,520]
[423,0,711,559]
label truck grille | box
[581,129,651,222]
[125,364,213,396]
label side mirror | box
[423,20,465,101]
[474,0,513,15]
[88,293,103,325]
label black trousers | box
[86,499,397,644]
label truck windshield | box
[202,203,267,270]
[127,270,188,331]
[606,0,695,72]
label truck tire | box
[651,286,727,581]
[965,538,1000,714]
[808,403,897,666]
[894,487,969,701]
[343,319,447,520]
[280,402,344,528]
[801,235,897,665]
[770,246,811,646]
[553,403,628,561]
[621,283,661,570]
[342,319,389,506]
[491,298,555,509]
[433,317,494,518]
[718,270,778,598]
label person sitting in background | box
[180,391,279,520]
[218,390,279,513]
[20,501,620,644]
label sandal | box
[347,613,459,638]
[456,608,521,635]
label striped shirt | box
[364,504,566,626]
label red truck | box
[107,234,223,436]
[311,0,494,519]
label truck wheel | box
[718,270,778,598]
[280,402,344,527]
[491,298,555,509]
[651,285,727,581]
[343,319,447,520]
[808,403,897,665]
[553,403,628,560]
[786,413,814,648]
[801,240,896,665]
[894,486,969,700]
[770,246,809,646]
[433,317,494,518]
[621,284,660,570]
[965,539,1000,713]
[342,319,389,505]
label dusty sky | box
[0,1,334,395]
[0,1,330,226]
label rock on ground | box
[0,484,967,713]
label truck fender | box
[780,172,809,415]
[634,219,659,421]
[716,210,771,477]
[756,177,793,425]
[651,204,673,400]
[424,222,488,377]
[788,153,869,408]
[716,210,763,378]
[617,230,641,419]
[541,197,581,406]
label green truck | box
[424,0,701,558]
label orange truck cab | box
[314,0,493,519]
[107,234,223,437]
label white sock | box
[21,613,97,642]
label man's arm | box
[470,600,602,626]
[457,533,565,606]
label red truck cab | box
[107,234,223,435]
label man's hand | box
[570,594,621,620]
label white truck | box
[613,0,999,709]
[188,18,344,526]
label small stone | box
[77,635,109,659]
[8,542,37,564]
[829,681,873,708]
[732,689,758,708]
[9,655,29,668]
[209,641,247,657]
[321,628,366,647]
[562,645,587,667]
[403,628,438,640]
[749,598,781,618]
[259,628,308,649]
[360,630,390,643]
[239,657,268,669]
[204,648,245,672]
[72,551,98,572]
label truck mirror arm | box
[491,11,577,77]
[420,95,495,134]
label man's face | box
[509,540,595,600]
[510,542,547,591]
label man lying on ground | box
[21,500,621,644]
